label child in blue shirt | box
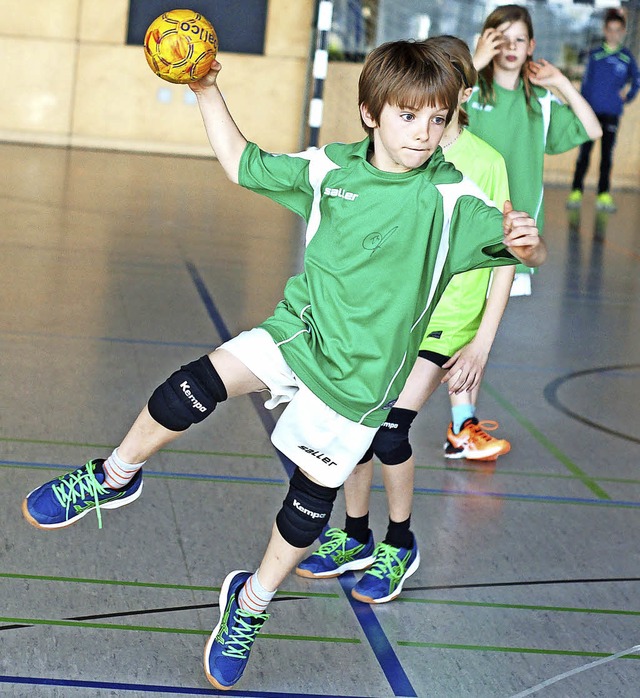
[567,8,640,212]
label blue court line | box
[184,260,295,479]
[2,324,594,377]
[185,260,416,697]
[6,460,640,508]
[339,573,418,698]
[185,261,234,346]
[0,675,368,697]
[1,459,286,485]
[410,485,640,508]
[1,329,212,350]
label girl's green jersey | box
[466,80,590,234]
[239,139,517,427]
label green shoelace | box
[366,542,408,586]
[52,461,109,529]
[313,527,349,558]
[222,609,269,659]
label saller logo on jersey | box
[324,187,359,201]
[293,499,326,519]
[470,103,494,112]
[298,444,338,467]
[180,381,207,412]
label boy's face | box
[492,20,535,73]
[604,20,625,49]
[360,101,448,173]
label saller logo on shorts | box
[293,499,326,519]
[180,381,207,412]
[297,444,338,467]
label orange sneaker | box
[444,418,511,461]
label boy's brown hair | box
[358,40,460,137]
[429,35,477,127]
[604,8,625,27]
[477,4,536,109]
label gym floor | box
[1,141,639,697]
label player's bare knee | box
[276,468,338,548]
[371,408,418,465]
[147,355,228,431]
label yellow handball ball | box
[144,9,218,84]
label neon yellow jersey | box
[420,129,510,356]
[239,139,517,427]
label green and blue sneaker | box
[295,527,375,579]
[351,538,420,604]
[22,459,143,530]
[204,570,269,690]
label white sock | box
[238,569,275,614]
[102,448,145,490]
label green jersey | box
[466,81,590,234]
[420,129,510,356]
[239,138,516,427]
[446,129,510,210]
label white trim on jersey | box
[359,353,408,425]
[411,176,496,333]
[538,90,554,145]
[532,89,557,224]
[284,146,341,246]
[361,178,499,425]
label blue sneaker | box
[295,527,376,579]
[351,538,420,604]
[204,570,269,690]
[22,459,143,530]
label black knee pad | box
[276,468,338,548]
[358,445,374,464]
[147,355,227,431]
[371,407,418,465]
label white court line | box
[509,644,640,697]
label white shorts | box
[220,328,376,488]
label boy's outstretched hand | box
[502,200,547,267]
[189,60,223,93]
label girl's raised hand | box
[527,58,563,88]
[473,22,511,70]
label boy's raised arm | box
[189,61,247,184]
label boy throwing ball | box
[23,40,545,690]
